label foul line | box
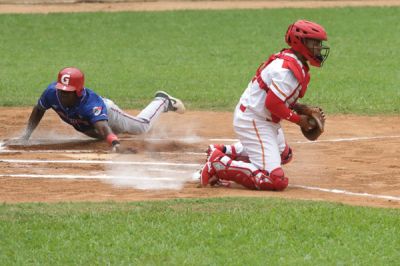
[0,173,178,181]
[0,149,205,156]
[2,134,400,146]
[1,135,399,155]
[210,135,400,144]
[0,158,199,167]
[0,172,398,202]
[291,184,400,202]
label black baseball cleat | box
[155,90,185,114]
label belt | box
[239,104,274,122]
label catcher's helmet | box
[285,20,330,67]
[55,67,85,96]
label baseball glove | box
[294,104,325,141]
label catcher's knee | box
[258,167,288,191]
[280,145,293,165]
[270,168,288,191]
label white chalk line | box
[0,149,205,156]
[0,158,199,167]
[210,135,400,144]
[0,173,179,181]
[291,185,400,202]
[78,135,400,143]
[0,135,400,155]
[0,172,398,202]
[1,135,399,155]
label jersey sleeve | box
[265,90,300,124]
[37,85,55,110]
[261,62,299,102]
[83,95,108,124]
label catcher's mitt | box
[295,105,325,141]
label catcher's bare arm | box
[22,105,46,140]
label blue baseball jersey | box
[38,82,108,133]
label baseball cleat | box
[155,91,185,114]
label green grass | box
[1,198,399,265]
[0,7,399,113]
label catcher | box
[15,67,185,153]
[200,19,329,191]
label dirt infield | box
[1,108,399,208]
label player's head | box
[285,20,330,67]
[55,67,85,96]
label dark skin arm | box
[91,122,136,153]
[93,120,114,139]
[21,105,46,140]
[92,120,122,153]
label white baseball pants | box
[233,104,287,173]
[103,97,168,135]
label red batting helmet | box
[285,20,330,67]
[55,67,85,96]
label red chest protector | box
[252,49,310,99]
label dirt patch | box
[0,107,399,208]
[1,0,400,14]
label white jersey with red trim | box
[232,51,308,173]
[238,51,306,122]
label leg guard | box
[211,159,258,190]
[201,148,257,189]
[202,148,288,191]
[257,167,288,191]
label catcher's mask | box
[285,20,330,67]
[55,67,85,96]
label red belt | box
[240,104,274,122]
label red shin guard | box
[211,161,258,189]
[210,158,289,191]
[204,148,289,191]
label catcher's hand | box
[295,105,325,141]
